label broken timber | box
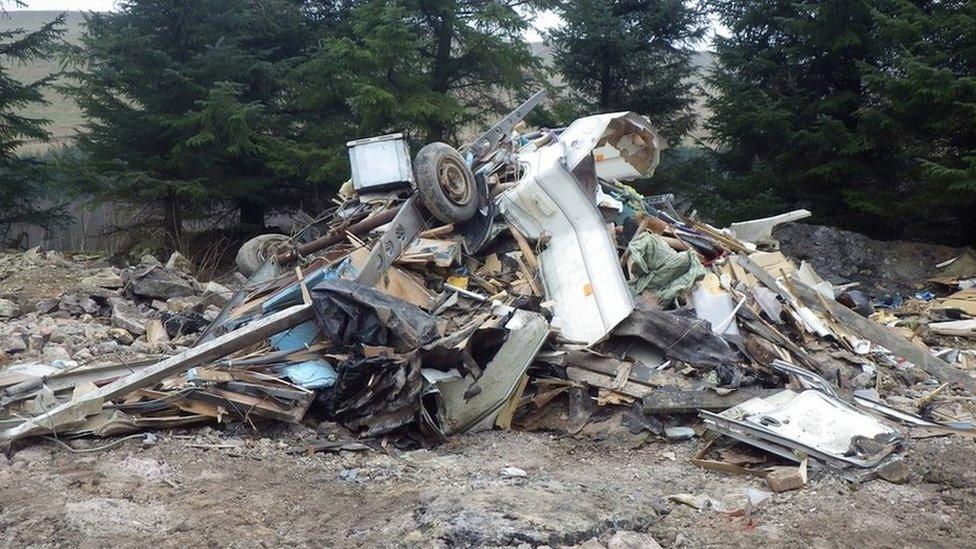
[735,253,976,393]
[0,303,313,444]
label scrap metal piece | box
[498,112,665,344]
[728,209,811,244]
[701,389,903,472]
[469,89,547,159]
[430,310,548,435]
[347,133,414,193]
[354,196,431,288]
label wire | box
[43,433,148,454]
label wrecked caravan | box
[3,90,975,492]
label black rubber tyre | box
[235,233,289,276]
[413,142,479,224]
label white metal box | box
[346,133,414,193]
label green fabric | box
[627,232,706,302]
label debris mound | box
[3,92,975,487]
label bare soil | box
[1,428,974,548]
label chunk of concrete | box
[765,462,807,493]
[81,272,123,289]
[608,531,663,549]
[0,298,21,318]
[165,251,194,272]
[125,267,197,300]
[111,301,148,336]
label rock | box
[0,298,21,318]
[165,251,195,272]
[27,334,45,352]
[125,266,197,300]
[766,464,807,493]
[111,301,148,336]
[664,426,696,441]
[202,305,221,321]
[667,493,710,510]
[203,281,230,295]
[73,348,94,362]
[1,335,26,354]
[93,340,122,354]
[41,345,71,362]
[876,458,910,484]
[337,468,358,482]
[58,294,84,316]
[201,281,232,307]
[78,297,100,315]
[146,319,169,348]
[165,296,199,313]
[81,272,123,289]
[607,531,663,549]
[35,298,59,314]
[574,538,605,549]
[51,359,79,370]
[499,466,527,478]
[107,327,134,345]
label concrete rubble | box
[2,93,976,498]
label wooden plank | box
[564,350,686,387]
[507,223,539,270]
[566,366,652,398]
[785,275,976,393]
[640,386,780,413]
[0,304,313,443]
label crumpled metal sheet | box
[613,304,740,370]
[311,278,438,351]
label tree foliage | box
[68,0,548,242]
[288,0,548,188]
[705,0,895,229]
[0,9,66,237]
[861,0,976,243]
[547,0,706,142]
[706,0,976,245]
[68,0,312,241]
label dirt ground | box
[1,426,974,548]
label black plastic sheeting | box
[318,353,426,437]
[613,303,740,370]
[311,278,438,351]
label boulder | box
[124,266,197,300]
[165,251,195,272]
[110,301,148,336]
[0,298,21,318]
[1,335,26,354]
[81,271,123,289]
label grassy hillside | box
[1,11,86,153]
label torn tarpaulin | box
[627,232,706,303]
[311,278,438,351]
[613,304,739,370]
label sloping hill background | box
[2,10,85,153]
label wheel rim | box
[437,157,473,206]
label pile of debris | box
[3,91,975,491]
[0,250,235,364]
